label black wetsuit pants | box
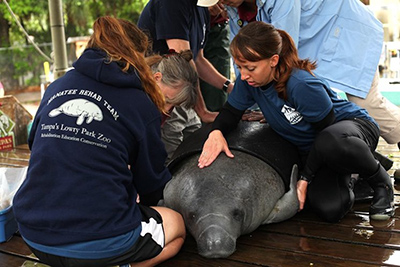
[301,118,380,222]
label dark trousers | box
[200,22,230,112]
[302,118,380,222]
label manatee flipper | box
[262,164,299,224]
[86,115,94,124]
[76,114,85,125]
[48,109,62,117]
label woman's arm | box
[212,101,244,134]
[198,102,244,168]
[195,49,234,94]
[310,108,336,132]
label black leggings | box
[302,118,380,222]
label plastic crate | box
[0,206,18,242]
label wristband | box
[222,79,231,92]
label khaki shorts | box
[346,71,400,144]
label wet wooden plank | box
[160,249,256,267]
[232,242,387,267]
[163,234,385,267]
[0,236,46,267]
[0,235,37,259]
[295,211,400,234]
[263,218,400,249]
[235,229,399,266]
[352,202,400,216]
[0,253,28,266]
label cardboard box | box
[0,206,17,242]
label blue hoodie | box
[13,48,171,245]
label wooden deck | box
[0,140,399,267]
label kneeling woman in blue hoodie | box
[13,16,186,267]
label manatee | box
[163,121,301,258]
[48,98,103,125]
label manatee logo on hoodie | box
[48,99,103,125]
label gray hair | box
[146,50,198,108]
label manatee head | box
[182,175,248,258]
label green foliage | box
[1,0,50,44]
[1,0,148,49]
[0,0,148,90]
[3,44,52,86]
[87,0,147,24]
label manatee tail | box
[263,164,299,224]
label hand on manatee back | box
[242,110,266,123]
[198,130,234,168]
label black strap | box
[168,121,301,191]
[212,102,245,135]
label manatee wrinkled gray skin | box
[163,151,299,258]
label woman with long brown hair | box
[13,16,185,267]
[198,21,394,223]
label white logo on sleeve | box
[48,99,103,125]
[281,104,303,125]
[201,24,206,46]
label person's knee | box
[153,206,186,244]
[312,202,350,223]
[307,173,354,223]
[309,191,353,222]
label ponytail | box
[275,29,316,99]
